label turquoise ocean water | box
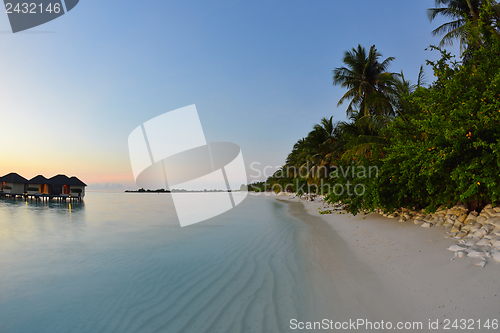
[0,192,317,333]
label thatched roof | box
[47,175,86,187]
[28,175,50,184]
[68,176,87,186]
[0,173,28,184]
[0,173,86,187]
[48,174,71,185]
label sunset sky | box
[0,0,459,189]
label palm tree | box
[428,0,500,49]
[333,45,397,117]
[334,112,388,163]
[284,117,341,183]
[390,66,426,118]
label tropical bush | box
[249,1,500,215]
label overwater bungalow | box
[0,173,28,194]
[68,176,87,198]
[0,172,86,201]
[47,174,87,198]
[27,175,50,194]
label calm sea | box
[0,192,317,333]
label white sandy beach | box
[258,193,500,332]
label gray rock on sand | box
[435,218,445,227]
[467,249,488,260]
[483,207,496,217]
[457,212,468,223]
[398,216,407,223]
[476,238,492,246]
[461,224,473,231]
[465,211,478,223]
[475,261,487,269]
[482,224,495,233]
[477,216,488,224]
[465,237,481,247]
[472,229,487,238]
[448,245,467,252]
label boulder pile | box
[376,203,500,267]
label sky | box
[0,0,460,189]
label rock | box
[461,224,473,231]
[476,238,492,246]
[445,216,456,226]
[467,249,487,260]
[435,218,445,227]
[472,229,488,238]
[414,219,425,225]
[482,224,495,233]
[483,207,496,217]
[457,212,468,223]
[469,226,481,234]
[448,245,467,252]
[493,251,500,262]
[491,220,500,228]
[456,230,468,238]
[422,222,432,228]
[465,237,480,247]
[475,261,487,269]
[477,216,488,224]
[465,211,478,224]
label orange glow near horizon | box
[0,159,135,186]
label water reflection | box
[0,197,86,245]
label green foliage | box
[251,4,500,214]
[333,44,396,117]
[427,0,500,50]
[380,38,500,210]
[325,156,383,215]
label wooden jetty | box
[0,192,83,202]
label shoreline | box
[256,193,500,331]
